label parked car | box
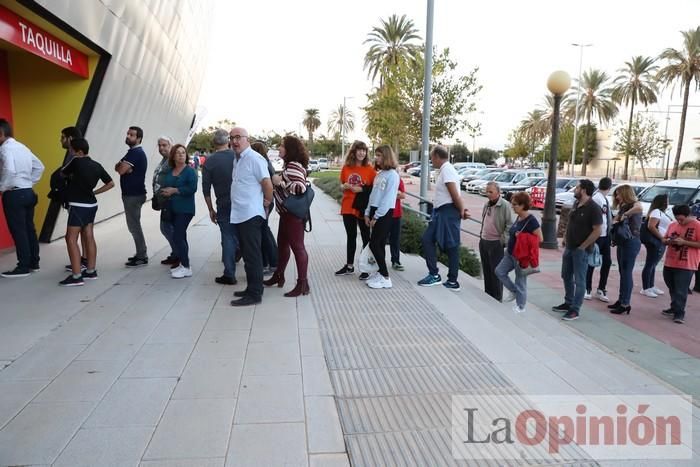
[308,159,320,173]
[489,169,546,190]
[637,179,700,218]
[401,161,421,172]
[460,167,504,190]
[408,164,433,178]
[317,158,329,170]
[502,177,546,201]
[530,177,581,209]
[271,158,284,173]
[454,162,486,171]
[465,172,500,194]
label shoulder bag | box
[283,182,315,221]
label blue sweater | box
[161,166,198,214]
[365,169,399,219]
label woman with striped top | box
[264,135,310,297]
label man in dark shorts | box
[60,138,114,286]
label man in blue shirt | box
[115,126,148,267]
[228,127,273,306]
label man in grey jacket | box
[479,181,513,301]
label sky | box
[196,0,700,157]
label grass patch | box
[308,170,341,181]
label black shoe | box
[161,256,179,265]
[552,303,570,312]
[233,290,250,297]
[125,257,148,267]
[661,309,675,317]
[59,274,84,287]
[215,275,237,285]
[607,300,621,309]
[30,264,40,272]
[562,310,579,321]
[610,305,631,315]
[82,270,98,280]
[65,257,88,272]
[335,265,354,276]
[1,268,31,278]
[230,295,261,307]
[674,316,685,324]
[359,272,370,280]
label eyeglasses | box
[229,135,247,142]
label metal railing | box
[402,191,482,238]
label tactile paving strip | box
[309,246,597,466]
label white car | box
[271,158,284,173]
[637,179,700,218]
[308,159,320,173]
[465,172,500,194]
[317,158,329,170]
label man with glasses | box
[478,181,513,301]
[228,127,273,306]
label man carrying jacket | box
[479,181,513,301]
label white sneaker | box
[652,287,665,295]
[503,291,516,303]
[171,266,192,278]
[367,275,392,289]
[595,289,610,302]
[584,292,592,300]
[366,271,381,283]
[512,303,526,313]
[641,288,658,298]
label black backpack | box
[48,167,69,208]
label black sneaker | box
[661,309,675,317]
[161,256,179,265]
[230,295,261,307]
[443,280,461,291]
[82,270,98,280]
[59,275,84,287]
[1,268,31,278]
[359,272,370,280]
[552,303,570,312]
[65,263,88,272]
[674,316,685,324]
[30,265,40,273]
[562,310,579,321]
[335,265,355,276]
[125,257,148,267]
[215,275,237,285]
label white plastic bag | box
[358,244,379,274]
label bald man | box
[228,127,274,306]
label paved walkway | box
[0,183,698,466]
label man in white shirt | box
[0,119,45,278]
[228,127,273,307]
[585,177,613,302]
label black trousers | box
[369,210,394,277]
[343,214,370,265]
[235,216,265,300]
[479,238,504,301]
[586,235,612,293]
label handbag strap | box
[304,212,313,232]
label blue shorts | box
[67,205,97,227]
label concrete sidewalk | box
[0,185,697,466]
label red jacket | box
[513,232,540,268]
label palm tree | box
[612,56,659,180]
[363,14,422,85]
[565,69,618,175]
[302,109,321,145]
[518,109,549,159]
[657,27,700,179]
[328,105,355,143]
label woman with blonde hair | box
[364,145,400,289]
[335,140,376,279]
[608,184,643,314]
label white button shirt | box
[230,146,270,224]
[0,138,45,191]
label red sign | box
[0,5,89,78]
[531,186,546,209]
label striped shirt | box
[274,161,307,214]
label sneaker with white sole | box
[1,268,31,278]
[503,291,516,303]
[584,292,592,300]
[367,275,392,289]
[641,288,659,298]
[652,287,665,295]
[366,271,381,283]
[443,280,461,291]
[417,274,442,286]
[171,266,192,278]
[595,289,609,302]
[59,274,84,287]
[512,303,526,313]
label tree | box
[363,14,422,85]
[186,118,236,153]
[504,131,530,163]
[542,123,598,167]
[612,56,659,179]
[564,69,618,175]
[657,27,700,179]
[613,114,665,181]
[518,109,549,157]
[476,148,499,165]
[327,105,354,144]
[302,109,321,145]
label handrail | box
[403,190,483,226]
[401,192,481,238]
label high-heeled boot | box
[263,271,285,287]
[284,279,310,297]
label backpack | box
[47,167,69,208]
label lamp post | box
[418,0,434,214]
[541,70,571,249]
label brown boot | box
[263,271,285,287]
[284,279,310,297]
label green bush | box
[313,181,481,277]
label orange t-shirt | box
[664,219,700,271]
[340,164,377,216]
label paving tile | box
[251,310,297,330]
[242,341,301,375]
[191,329,249,359]
[300,328,324,356]
[206,307,254,330]
[141,459,225,467]
[172,358,244,399]
[235,374,304,423]
[76,333,143,361]
[0,401,94,465]
[309,453,351,467]
[226,422,307,467]
[0,343,86,381]
[305,396,345,454]
[122,343,194,378]
[0,380,48,428]
[302,356,334,396]
[84,377,177,427]
[34,359,125,402]
[143,398,236,459]
[298,301,319,329]
[53,426,154,467]
[249,324,299,342]
[147,317,207,344]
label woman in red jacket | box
[495,192,542,313]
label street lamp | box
[541,70,571,249]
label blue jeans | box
[663,267,694,320]
[616,237,641,305]
[160,214,176,257]
[641,241,665,290]
[562,247,589,312]
[172,212,193,268]
[2,188,39,271]
[217,209,238,278]
[421,218,459,282]
[495,253,527,308]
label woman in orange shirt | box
[335,140,376,280]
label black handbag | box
[612,219,633,245]
[351,185,372,211]
[283,183,315,220]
